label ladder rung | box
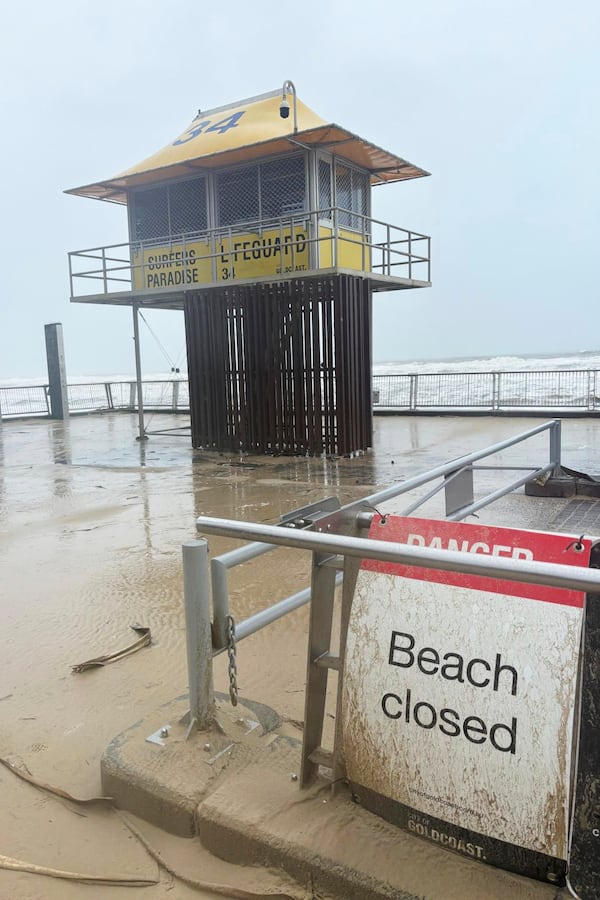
[314,652,340,670]
[319,555,345,569]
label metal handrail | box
[362,419,561,505]
[3,374,599,420]
[197,517,600,595]
[0,379,191,419]
[67,206,431,297]
[372,369,600,412]
[185,421,566,728]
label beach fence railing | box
[0,379,190,419]
[0,384,51,418]
[185,420,564,734]
[1,370,599,420]
[372,369,600,412]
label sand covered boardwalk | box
[1,413,598,898]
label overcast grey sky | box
[1,0,598,378]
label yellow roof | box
[66,90,429,204]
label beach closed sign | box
[342,516,591,882]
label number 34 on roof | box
[173,111,246,145]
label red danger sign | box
[362,516,591,606]
[344,516,592,873]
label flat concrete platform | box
[104,694,571,900]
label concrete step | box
[102,694,568,900]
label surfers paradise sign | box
[131,226,309,290]
[342,516,592,884]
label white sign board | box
[342,516,591,882]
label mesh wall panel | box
[217,166,260,227]
[132,187,169,241]
[169,178,207,234]
[335,163,368,229]
[318,159,332,218]
[132,177,207,240]
[261,156,306,217]
[336,164,352,225]
[216,155,306,228]
[353,171,368,218]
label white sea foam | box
[0,371,181,388]
[373,351,600,376]
[3,353,599,389]
[2,354,600,416]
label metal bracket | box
[145,724,172,747]
[279,496,341,527]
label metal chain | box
[225,615,238,707]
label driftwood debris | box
[0,757,113,805]
[71,625,151,673]
[0,855,158,887]
[1,756,300,897]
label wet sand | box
[0,412,596,898]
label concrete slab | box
[525,475,600,498]
[104,688,569,900]
[101,692,281,836]
[196,763,568,900]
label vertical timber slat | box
[185,275,372,456]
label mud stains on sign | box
[342,517,591,880]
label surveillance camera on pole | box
[280,80,297,133]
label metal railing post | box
[101,248,108,294]
[493,372,500,410]
[332,208,338,267]
[361,215,366,272]
[550,419,562,476]
[410,373,418,411]
[105,383,113,409]
[211,559,230,651]
[182,539,214,730]
[211,231,217,283]
[172,380,180,411]
[210,541,276,650]
[68,253,74,298]
[386,224,391,275]
[300,551,339,787]
[427,236,431,281]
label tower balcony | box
[68,207,430,309]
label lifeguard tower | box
[67,83,431,455]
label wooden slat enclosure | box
[184,275,372,456]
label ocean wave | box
[373,352,600,376]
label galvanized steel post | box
[550,419,562,477]
[132,303,147,442]
[210,540,276,650]
[182,539,214,730]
